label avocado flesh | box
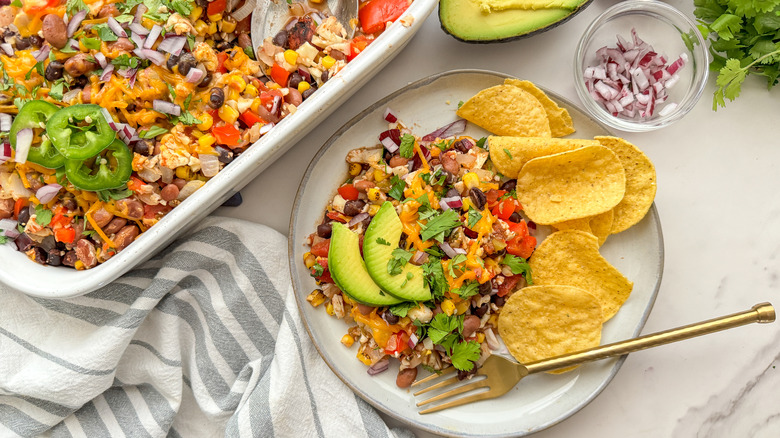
[440,0,591,43]
[363,202,432,302]
[328,223,403,307]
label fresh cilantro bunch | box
[694,0,780,109]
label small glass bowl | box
[573,0,709,132]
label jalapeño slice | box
[47,104,115,160]
[64,139,132,191]
[10,100,65,169]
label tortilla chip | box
[488,136,598,178]
[553,209,614,247]
[516,145,626,224]
[456,85,551,138]
[504,79,575,137]
[528,230,633,322]
[594,136,657,234]
[498,284,602,372]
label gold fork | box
[413,302,775,414]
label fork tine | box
[410,366,455,387]
[412,375,461,396]
[418,385,495,414]
[416,378,489,407]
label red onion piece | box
[129,23,149,36]
[0,43,13,56]
[158,35,187,56]
[410,250,429,266]
[67,9,86,38]
[380,136,398,154]
[0,141,11,162]
[383,107,398,123]
[199,154,220,178]
[107,17,128,38]
[93,52,107,68]
[407,333,419,349]
[258,122,274,135]
[68,38,79,51]
[116,67,137,78]
[297,66,311,83]
[347,212,369,227]
[32,44,50,62]
[0,114,11,132]
[439,242,466,259]
[61,88,80,103]
[134,4,148,23]
[379,128,401,146]
[231,0,256,21]
[36,184,62,204]
[14,128,32,164]
[0,218,19,238]
[367,358,389,376]
[422,119,467,142]
[142,48,166,66]
[439,196,462,211]
[153,100,181,116]
[130,32,146,50]
[144,24,162,49]
[270,95,281,115]
[185,67,204,83]
[100,63,114,82]
[101,107,116,129]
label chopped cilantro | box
[0,234,7,244]
[457,100,464,109]
[49,81,66,101]
[503,148,513,159]
[176,111,202,126]
[503,254,533,284]
[25,62,45,80]
[420,209,460,242]
[387,175,405,200]
[139,126,168,139]
[66,0,89,15]
[96,187,134,202]
[387,248,413,276]
[467,209,482,228]
[450,341,481,371]
[310,262,325,277]
[447,253,467,278]
[399,133,415,159]
[94,24,119,42]
[81,38,101,51]
[475,137,487,149]
[453,281,479,299]
[389,301,417,318]
[167,0,195,16]
[427,313,462,345]
[499,189,517,201]
[375,237,391,246]
[112,54,140,69]
[11,0,22,7]
[34,204,53,227]
[422,256,447,300]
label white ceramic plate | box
[0,0,438,299]
[289,70,664,437]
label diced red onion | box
[379,128,401,146]
[61,88,81,103]
[658,102,677,116]
[199,154,220,178]
[100,63,114,82]
[35,184,62,204]
[0,43,13,56]
[134,4,148,23]
[422,119,467,142]
[383,107,398,123]
[142,48,166,66]
[68,39,79,51]
[153,100,181,116]
[484,328,501,351]
[258,123,274,135]
[410,250,429,266]
[439,242,466,259]
[0,141,11,163]
[367,358,389,376]
[129,23,149,36]
[407,333,419,349]
[67,9,86,38]
[380,136,398,154]
[116,67,137,79]
[144,24,162,49]
[107,17,128,38]
[93,52,107,68]
[14,128,32,164]
[347,212,369,227]
[101,107,116,129]
[0,219,19,238]
[158,35,187,56]
[130,32,146,50]
[231,0,256,21]
[185,68,204,83]
[270,95,281,114]
[0,114,11,132]
[297,66,311,83]
[439,195,462,211]
[32,44,50,62]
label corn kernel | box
[218,105,239,124]
[244,84,258,98]
[461,197,472,211]
[441,299,456,316]
[197,113,213,131]
[284,49,298,65]
[368,204,380,216]
[306,289,327,307]
[456,300,470,315]
[488,313,498,327]
[220,18,236,33]
[373,168,387,182]
[348,162,361,176]
[476,332,485,343]
[207,21,218,35]
[321,55,336,69]
[207,13,222,22]
[250,98,263,113]
[227,75,246,92]
[198,134,216,148]
[74,260,85,270]
[325,303,334,316]
[189,6,203,21]
[267,82,281,90]
[463,172,480,190]
[341,293,354,306]
[341,334,355,348]
[175,167,194,180]
[227,88,240,101]
[357,349,372,366]
[298,81,311,93]
[367,188,381,202]
[303,251,315,268]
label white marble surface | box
[217,1,780,436]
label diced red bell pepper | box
[491,198,515,220]
[13,198,28,220]
[143,204,169,220]
[212,124,241,147]
[383,331,410,355]
[239,111,265,128]
[326,211,349,223]
[359,0,409,34]
[54,227,76,244]
[348,35,372,61]
[337,184,359,201]
[317,269,334,284]
[270,63,290,87]
[50,213,72,229]
[506,235,537,259]
[311,239,330,257]
[127,176,147,194]
[497,274,522,297]
[216,52,228,74]
[506,219,528,239]
[485,189,506,207]
[207,0,227,16]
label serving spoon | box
[251,0,358,57]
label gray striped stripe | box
[102,388,152,437]
[354,394,390,438]
[167,427,183,438]
[250,371,275,437]
[0,404,48,437]
[73,401,110,437]
[136,383,176,431]
[8,396,75,417]
[0,327,114,376]
[30,299,123,326]
[48,422,73,438]
[282,307,324,437]
[129,340,182,367]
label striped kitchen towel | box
[0,217,414,438]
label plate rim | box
[288,68,665,437]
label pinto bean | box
[462,315,481,339]
[87,207,113,229]
[97,4,119,18]
[0,7,14,28]
[0,198,13,219]
[82,85,91,103]
[160,184,179,202]
[396,367,418,388]
[109,37,135,52]
[237,33,251,49]
[353,179,375,192]
[64,53,97,77]
[103,217,127,235]
[115,198,144,220]
[284,88,302,106]
[440,153,459,175]
[42,14,67,49]
[61,250,78,267]
[113,225,139,250]
[388,155,408,168]
[75,239,97,269]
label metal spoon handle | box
[524,303,776,375]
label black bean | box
[316,222,332,238]
[469,187,486,210]
[208,87,225,109]
[166,53,180,71]
[457,368,476,381]
[71,76,88,89]
[195,0,208,7]
[133,139,153,156]
[47,249,62,266]
[452,139,471,153]
[28,35,43,48]
[15,234,33,252]
[446,188,460,198]
[301,88,315,100]
[198,71,213,88]
[500,179,517,192]
[39,235,56,252]
[478,281,492,296]
[320,70,329,83]
[215,40,233,52]
[473,303,489,318]
[492,295,506,307]
[177,52,197,76]
[62,198,77,211]
[17,207,30,228]
[44,60,64,81]
[15,37,31,50]
[442,170,456,186]
[343,200,365,217]
[61,250,78,267]
[272,30,288,48]
[221,192,243,207]
[382,309,399,325]
[288,72,302,89]
[508,212,522,223]
[28,246,47,265]
[215,146,234,163]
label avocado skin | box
[439,0,594,44]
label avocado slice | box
[363,202,432,302]
[328,222,403,307]
[439,0,593,43]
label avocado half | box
[439,0,594,43]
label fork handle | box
[523,302,775,375]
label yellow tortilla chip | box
[516,145,626,224]
[456,85,551,138]
[528,230,633,322]
[498,284,602,372]
[488,136,598,178]
[504,79,575,137]
[553,209,614,247]
[594,136,657,234]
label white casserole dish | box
[0,0,438,299]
